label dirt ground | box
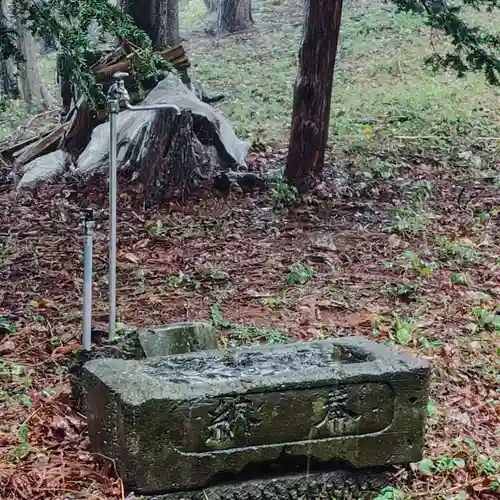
[0,0,499,499]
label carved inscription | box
[205,397,263,449]
[176,383,394,453]
[313,389,361,438]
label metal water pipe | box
[106,72,181,340]
[81,208,94,351]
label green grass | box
[0,52,58,140]
[1,0,499,157]
[185,0,499,154]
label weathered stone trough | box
[79,336,430,496]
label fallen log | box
[14,122,69,166]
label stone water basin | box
[81,336,430,494]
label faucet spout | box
[124,101,182,115]
[109,72,182,115]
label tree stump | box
[15,75,249,204]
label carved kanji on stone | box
[205,397,262,449]
[314,389,361,437]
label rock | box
[80,337,430,494]
[136,468,389,499]
[70,322,217,412]
[17,150,70,190]
[138,322,218,357]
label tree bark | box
[0,59,18,98]
[285,0,344,191]
[16,22,43,103]
[204,0,219,14]
[120,0,180,49]
[217,0,253,36]
[16,20,56,108]
[0,0,19,98]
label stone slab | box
[81,337,430,494]
[70,322,216,413]
[138,322,217,357]
[131,469,389,500]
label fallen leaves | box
[0,154,499,499]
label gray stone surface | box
[81,337,430,494]
[132,469,389,500]
[17,150,69,190]
[138,322,217,357]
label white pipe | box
[124,101,181,114]
[82,210,94,351]
[106,72,181,340]
[108,100,119,340]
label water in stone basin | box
[142,341,371,384]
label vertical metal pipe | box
[108,100,119,340]
[82,209,94,351]
[105,72,180,341]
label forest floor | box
[0,0,499,499]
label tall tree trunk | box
[217,0,253,36]
[0,59,19,97]
[0,0,19,98]
[16,20,56,108]
[204,0,219,14]
[120,0,180,49]
[285,0,344,191]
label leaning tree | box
[284,0,500,189]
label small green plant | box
[390,181,433,235]
[389,314,416,345]
[382,282,419,300]
[451,273,469,286]
[401,251,438,277]
[262,296,287,310]
[285,263,313,286]
[372,160,394,180]
[198,264,229,283]
[0,316,17,333]
[419,337,443,350]
[270,176,299,210]
[471,306,500,332]
[435,456,467,474]
[149,220,168,237]
[427,398,437,417]
[232,325,289,345]
[477,455,499,477]
[165,272,201,291]
[418,455,466,476]
[409,180,433,206]
[474,207,499,224]
[437,236,482,265]
[211,302,232,329]
[0,360,25,378]
[390,207,428,234]
[8,423,31,463]
[374,485,407,500]
[210,302,289,345]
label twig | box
[0,109,59,147]
[92,451,124,499]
